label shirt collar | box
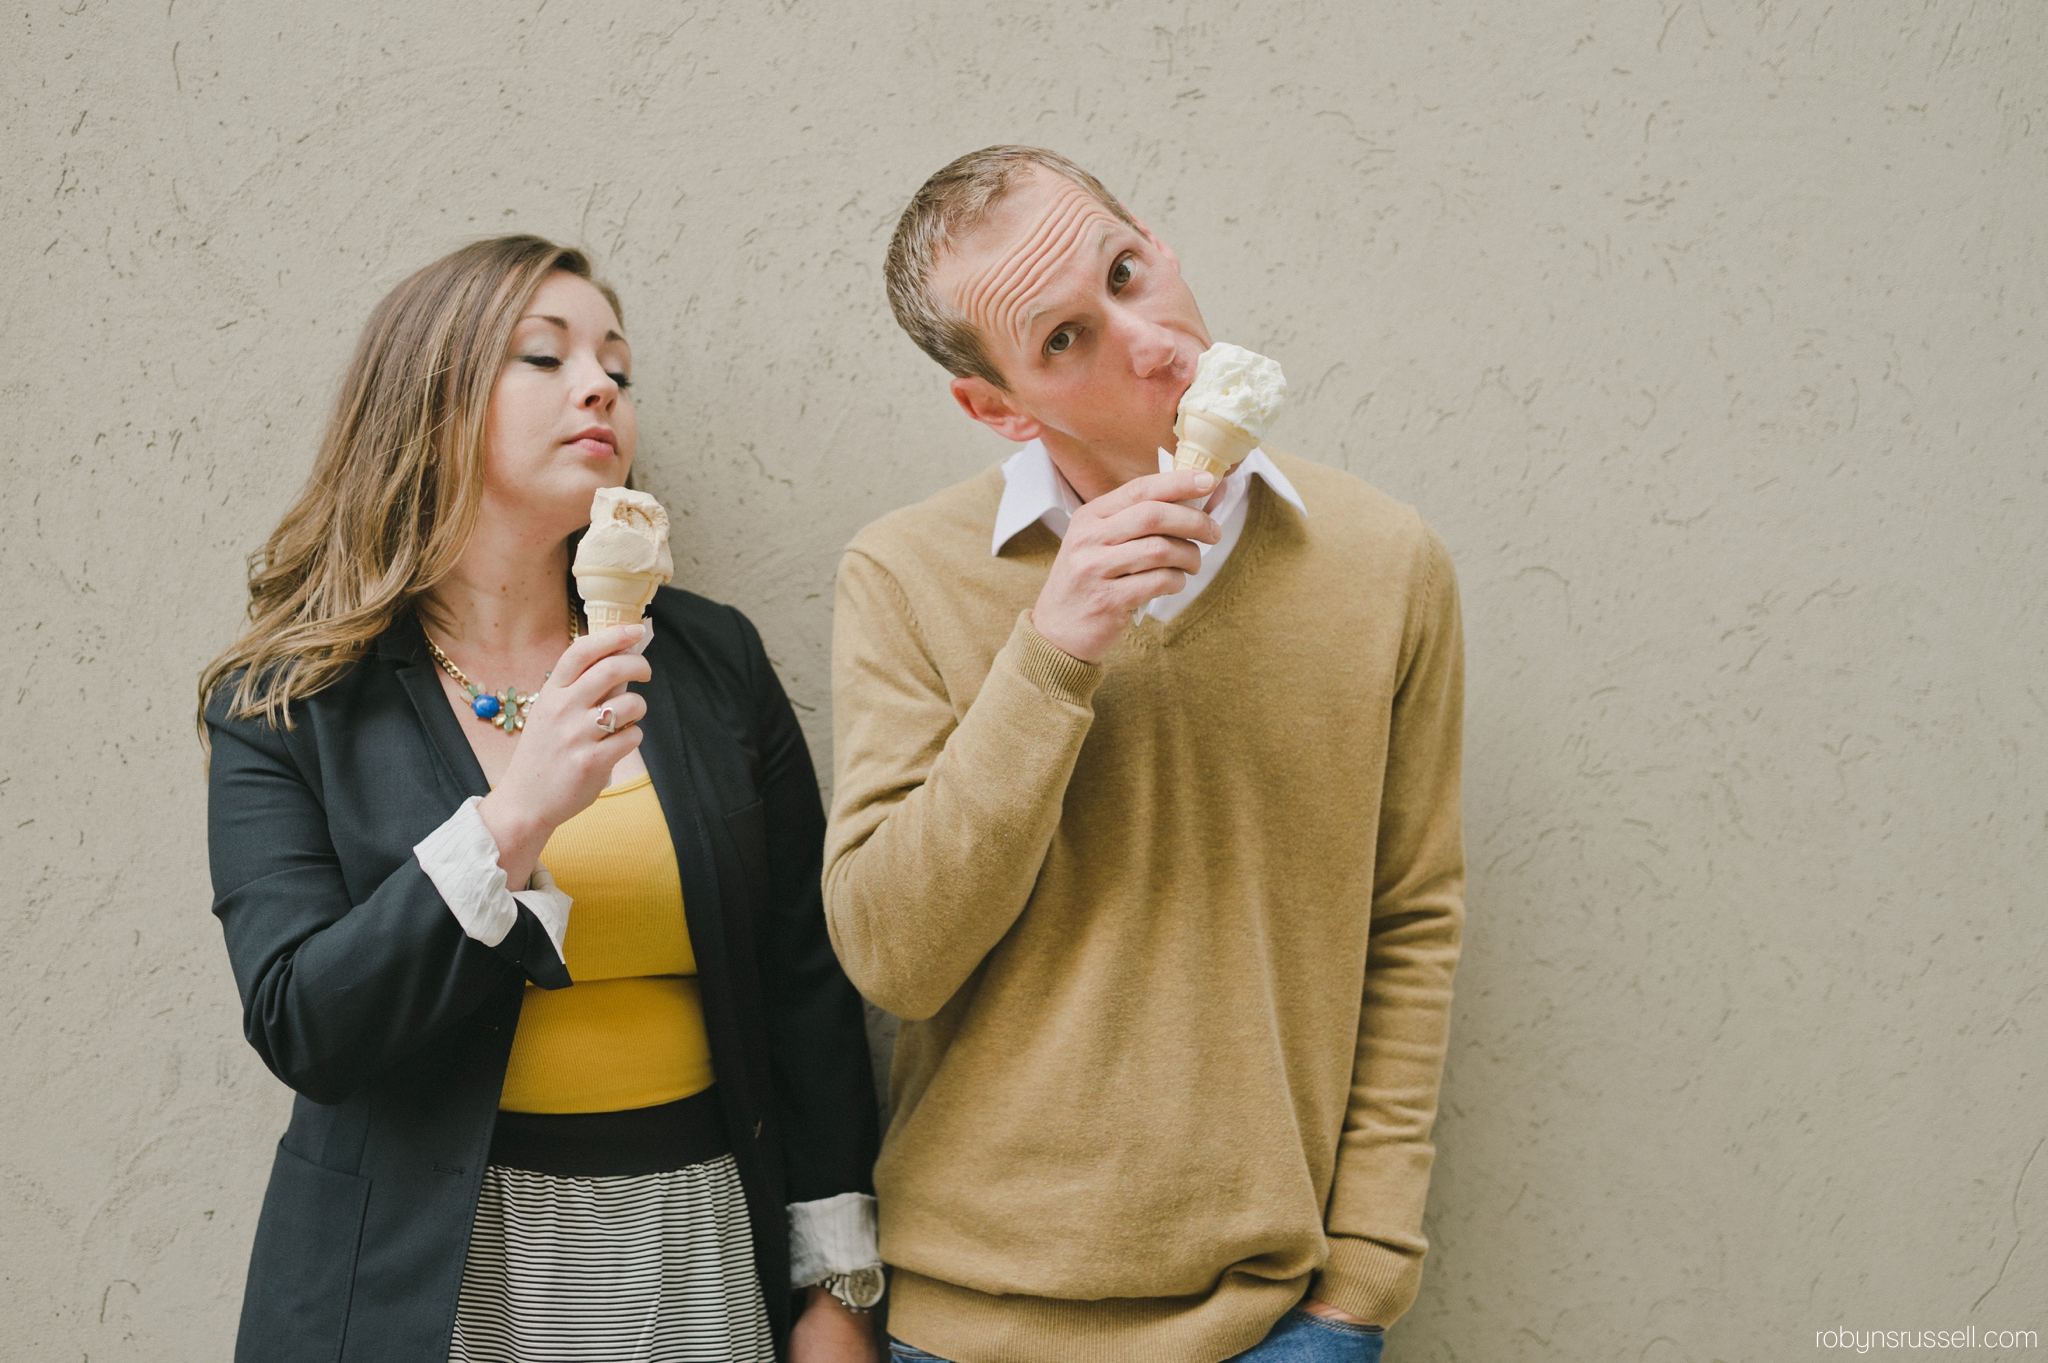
[991,441,1078,554]
[992,439,1307,555]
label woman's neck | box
[425,515,577,659]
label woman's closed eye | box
[520,355,628,389]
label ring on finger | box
[596,705,617,734]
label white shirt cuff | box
[413,796,572,960]
[787,1192,880,1285]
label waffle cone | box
[582,598,644,630]
[575,568,661,630]
[1172,408,1260,481]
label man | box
[824,146,1464,1363]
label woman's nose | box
[575,361,618,408]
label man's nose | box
[1124,317,1181,380]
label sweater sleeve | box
[822,549,1103,1021]
[1314,522,1467,1326]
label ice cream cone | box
[572,487,674,631]
[1172,408,1261,481]
[575,567,660,630]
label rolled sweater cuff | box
[1013,611,1105,706]
[1313,1234,1424,1327]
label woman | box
[200,236,883,1362]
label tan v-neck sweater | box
[825,451,1465,1363]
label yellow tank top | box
[497,772,715,1113]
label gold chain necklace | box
[424,610,580,734]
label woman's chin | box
[553,465,630,510]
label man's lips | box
[565,428,617,458]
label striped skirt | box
[450,1092,774,1362]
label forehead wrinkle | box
[1019,214,1127,332]
[957,191,1093,337]
[984,205,1098,344]
[958,187,1123,347]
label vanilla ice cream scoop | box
[1170,343,1287,504]
[573,487,674,630]
[1179,343,1287,440]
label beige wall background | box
[4,2,2044,1359]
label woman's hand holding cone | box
[476,624,650,887]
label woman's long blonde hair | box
[199,235,621,734]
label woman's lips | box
[567,435,617,458]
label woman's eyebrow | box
[519,313,626,343]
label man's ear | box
[950,375,1043,443]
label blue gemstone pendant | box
[461,683,532,734]
[424,624,561,737]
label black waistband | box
[489,1086,730,1177]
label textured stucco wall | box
[4,2,2044,1359]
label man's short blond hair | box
[884,145,1137,391]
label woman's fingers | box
[588,691,649,733]
[559,648,653,706]
[473,626,657,881]
[590,723,645,760]
[547,623,647,691]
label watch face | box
[842,1266,887,1308]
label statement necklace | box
[425,611,580,734]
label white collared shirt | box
[992,440,1308,621]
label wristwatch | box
[817,1265,887,1313]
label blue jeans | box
[1228,1308,1386,1361]
[889,1308,1385,1362]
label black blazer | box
[206,587,878,1363]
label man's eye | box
[1046,328,1077,355]
[521,355,562,370]
[1110,256,1135,289]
